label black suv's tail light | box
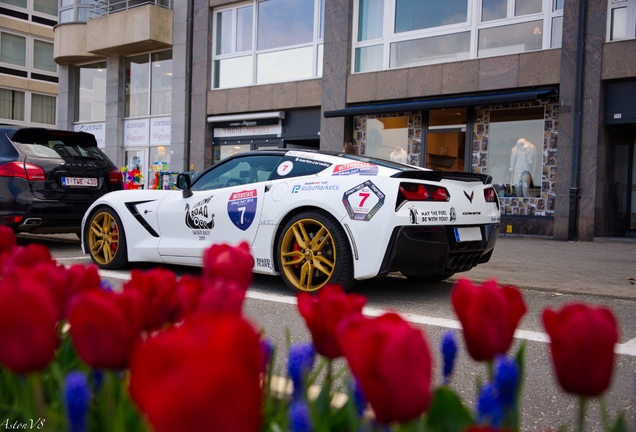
[397,182,450,208]
[484,187,499,209]
[109,167,123,184]
[0,161,46,181]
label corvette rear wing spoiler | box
[391,170,492,185]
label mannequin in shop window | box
[389,146,408,163]
[509,138,537,197]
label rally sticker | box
[185,196,215,231]
[332,162,379,176]
[342,180,385,221]
[277,161,294,176]
[227,189,257,231]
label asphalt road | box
[17,233,636,431]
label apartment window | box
[125,51,172,118]
[1,0,57,17]
[354,0,563,72]
[0,88,25,122]
[33,0,57,16]
[31,93,56,125]
[1,0,27,8]
[0,32,26,68]
[607,0,636,41]
[212,0,324,88]
[33,40,56,73]
[76,62,106,122]
[58,0,93,23]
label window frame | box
[124,50,173,119]
[352,0,564,73]
[75,60,107,123]
[211,0,325,89]
[0,0,58,20]
[0,30,57,80]
[607,0,636,41]
[0,86,57,127]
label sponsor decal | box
[342,180,385,221]
[260,219,276,225]
[419,210,450,223]
[228,189,258,231]
[292,181,340,193]
[464,190,475,203]
[491,216,501,222]
[294,157,331,168]
[332,162,379,176]
[450,207,456,222]
[185,196,215,231]
[463,211,481,215]
[286,151,316,158]
[408,206,419,224]
[277,161,294,176]
[256,258,272,269]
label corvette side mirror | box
[177,174,193,198]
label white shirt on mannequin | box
[390,146,408,163]
[509,138,536,184]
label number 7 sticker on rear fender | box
[342,180,385,221]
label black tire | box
[85,206,128,270]
[402,272,455,283]
[276,210,354,293]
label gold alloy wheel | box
[279,218,336,292]
[88,211,120,265]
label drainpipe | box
[568,0,587,241]
[183,0,193,172]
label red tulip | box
[67,289,143,369]
[0,274,59,374]
[129,314,263,432]
[297,284,367,359]
[196,279,246,316]
[0,225,16,255]
[66,264,101,297]
[0,243,52,277]
[174,275,204,320]
[451,278,526,362]
[338,312,433,424]
[123,268,180,331]
[542,303,619,397]
[203,242,254,290]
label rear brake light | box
[0,162,45,181]
[3,216,23,224]
[399,182,450,202]
[109,167,123,184]
[484,187,497,203]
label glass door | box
[630,138,636,232]
[426,108,467,171]
[123,148,148,189]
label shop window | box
[354,0,563,72]
[0,88,25,122]
[364,117,409,162]
[214,144,251,163]
[76,62,106,122]
[607,0,636,41]
[125,51,172,118]
[426,108,466,171]
[487,107,544,198]
[212,0,324,88]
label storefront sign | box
[74,122,106,148]
[214,122,282,138]
[124,119,150,146]
[150,117,171,145]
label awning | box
[323,88,556,118]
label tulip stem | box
[576,396,587,432]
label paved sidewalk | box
[454,236,636,300]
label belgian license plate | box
[454,227,482,242]
[62,177,98,187]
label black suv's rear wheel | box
[85,207,128,270]
[276,210,353,293]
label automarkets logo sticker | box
[342,180,385,221]
[228,189,257,231]
[185,196,215,230]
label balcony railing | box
[90,0,172,19]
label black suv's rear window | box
[9,129,105,161]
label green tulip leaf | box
[608,413,628,432]
[426,387,474,432]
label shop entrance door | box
[629,138,636,234]
[123,148,148,189]
[426,108,467,171]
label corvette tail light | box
[398,182,450,203]
[484,187,499,209]
[0,161,46,181]
[109,167,123,184]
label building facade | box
[1,0,58,127]
[53,0,636,240]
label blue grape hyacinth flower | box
[64,371,91,432]
[288,342,316,399]
[351,377,367,417]
[476,382,503,427]
[288,399,314,432]
[494,355,520,409]
[441,331,458,384]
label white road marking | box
[97,270,636,357]
[56,256,91,261]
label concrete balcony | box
[54,23,105,65]
[86,4,172,57]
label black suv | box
[0,126,122,235]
